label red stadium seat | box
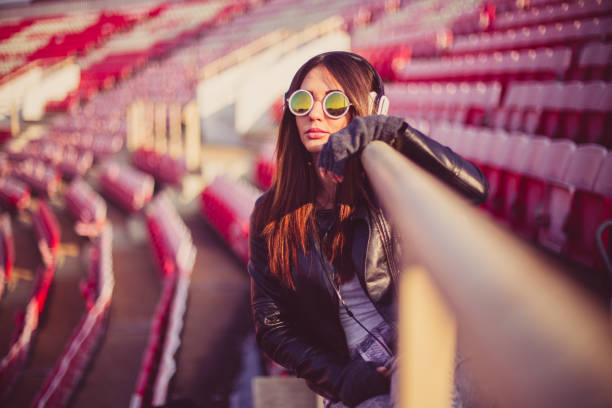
[510,139,576,239]
[479,130,509,209]
[200,176,259,264]
[537,144,607,252]
[65,178,107,237]
[0,177,31,211]
[253,142,276,190]
[493,0,612,31]
[394,47,572,83]
[584,82,612,147]
[99,163,154,212]
[464,127,496,169]
[451,15,612,56]
[563,152,612,268]
[573,41,612,81]
[485,134,531,217]
[497,136,551,224]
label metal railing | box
[361,141,612,408]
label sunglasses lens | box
[289,90,313,115]
[324,91,350,118]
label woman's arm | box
[248,214,389,405]
[317,115,489,205]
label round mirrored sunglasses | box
[287,89,352,119]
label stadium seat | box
[387,81,502,126]
[463,126,496,169]
[510,139,576,239]
[562,152,612,268]
[537,144,608,253]
[497,136,550,224]
[65,178,107,237]
[394,47,572,83]
[493,0,612,32]
[572,41,612,81]
[200,176,259,264]
[451,15,612,56]
[478,130,509,204]
[99,162,154,212]
[0,177,31,211]
[584,82,612,147]
[484,134,531,217]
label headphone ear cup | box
[377,95,389,115]
[368,91,377,115]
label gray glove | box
[338,359,390,407]
[317,115,407,177]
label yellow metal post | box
[183,100,200,171]
[154,102,167,154]
[399,266,456,408]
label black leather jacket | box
[248,124,489,401]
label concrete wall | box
[197,31,350,145]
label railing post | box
[398,266,456,408]
[361,141,612,408]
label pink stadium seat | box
[131,148,187,186]
[496,80,611,145]
[522,84,547,134]
[560,81,588,142]
[387,81,502,126]
[451,14,612,56]
[65,178,107,237]
[584,82,612,147]
[32,199,61,264]
[200,176,259,264]
[538,82,565,138]
[0,177,31,211]
[100,163,154,212]
[486,134,531,217]
[451,126,479,158]
[538,144,607,252]
[0,214,15,298]
[482,131,513,211]
[480,128,508,175]
[464,127,495,168]
[497,136,550,224]
[574,41,612,80]
[510,139,576,239]
[10,159,61,197]
[494,0,612,32]
[393,47,571,83]
[254,143,276,190]
[563,152,612,268]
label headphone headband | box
[285,51,389,115]
[317,51,385,96]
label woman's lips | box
[305,128,329,139]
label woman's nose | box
[308,100,324,120]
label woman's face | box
[295,65,350,157]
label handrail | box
[361,141,612,408]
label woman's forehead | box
[299,65,343,93]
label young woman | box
[248,51,489,407]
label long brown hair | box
[252,52,380,290]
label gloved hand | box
[317,115,407,180]
[337,359,391,407]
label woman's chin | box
[303,139,328,155]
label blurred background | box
[0,0,611,407]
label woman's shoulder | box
[250,189,273,236]
[252,189,271,218]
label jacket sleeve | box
[248,212,346,401]
[391,122,489,205]
[317,115,489,205]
